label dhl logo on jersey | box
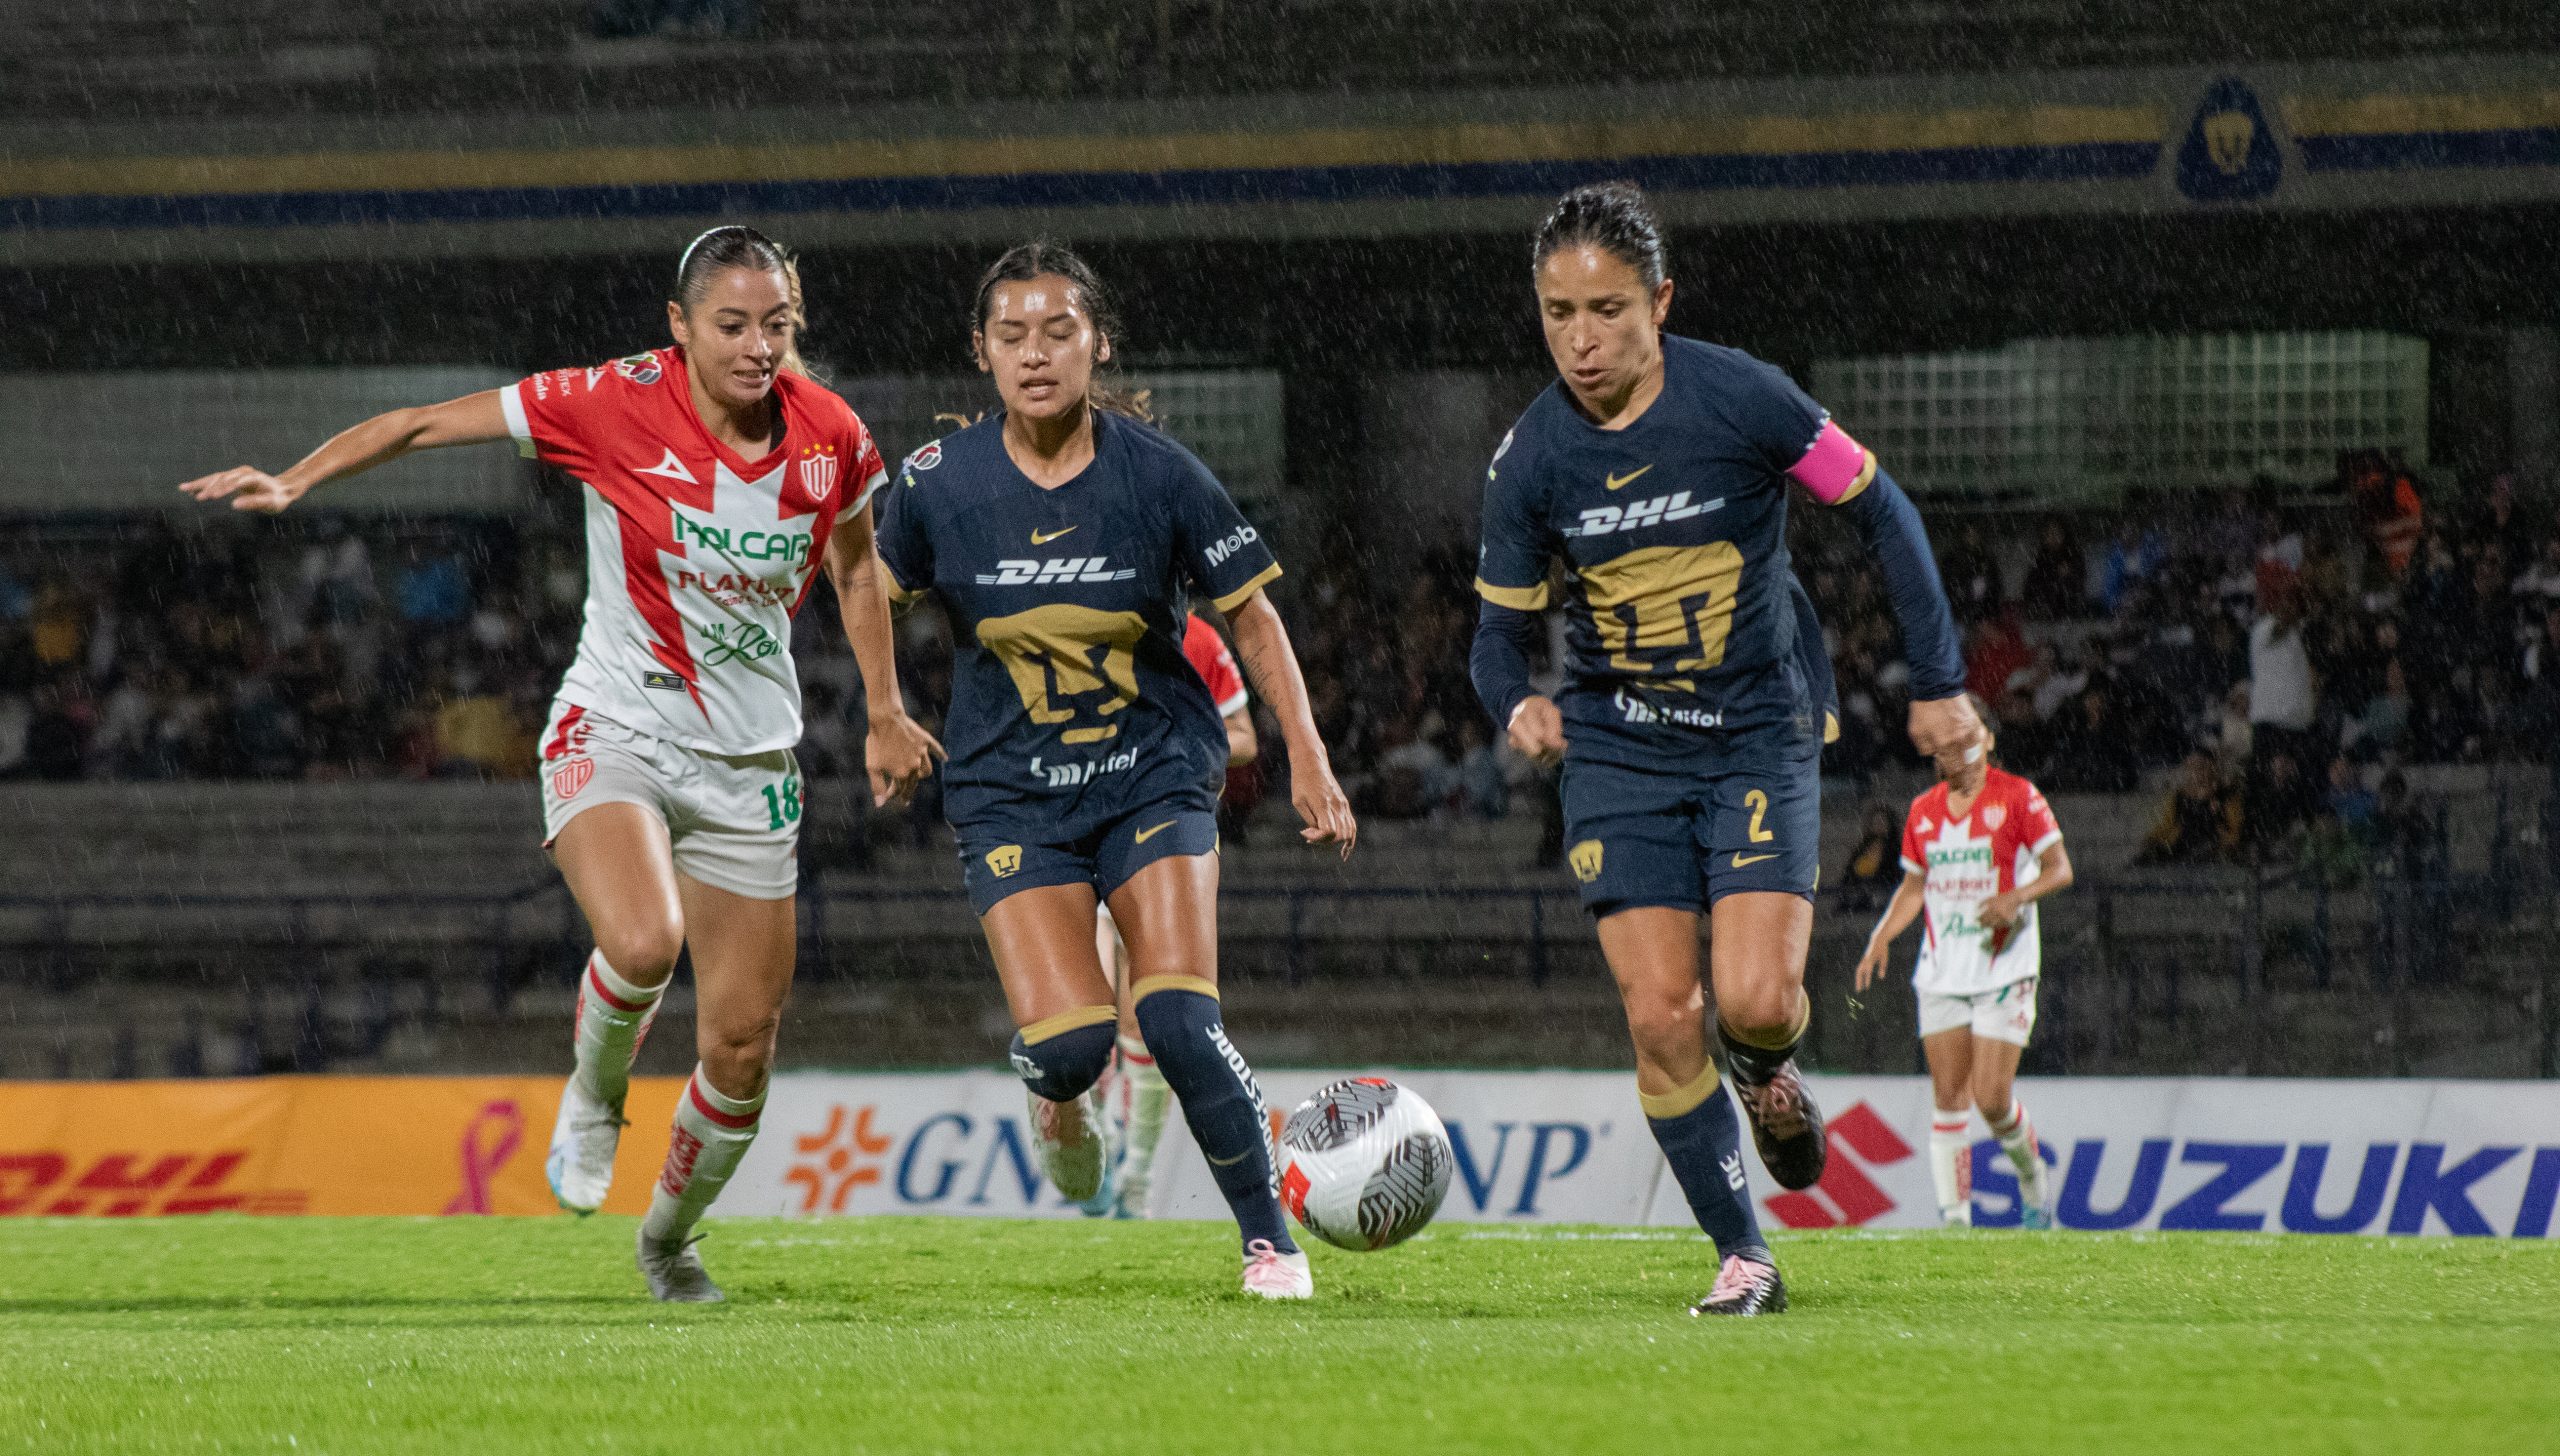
[1563,491,1724,538]
[974,556,1139,586]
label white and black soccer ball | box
[1276,1077,1454,1251]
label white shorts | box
[538,700,801,901]
[1916,976,2039,1047]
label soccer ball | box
[1276,1077,1454,1251]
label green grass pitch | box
[2,1217,2554,1455]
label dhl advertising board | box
[3,1073,2555,1239]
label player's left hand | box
[866,711,945,809]
[1977,891,2024,931]
[1291,747,1357,860]
[1908,693,1984,764]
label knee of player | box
[698,1009,779,1079]
[1713,982,1800,1042]
[597,920,684,983]
[1971,1074,2015,1121]
[1619,985,1705,1059]
[1010,1008,1116,1102]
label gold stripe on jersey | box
[879,556,924,604]
[1211,562,1284,616]
[1475,576,1551,612]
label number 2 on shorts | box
[1744,789,1775,844]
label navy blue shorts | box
[1558,724,1821,917]
[955,788,1220,916]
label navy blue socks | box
[1133,977,1296,1254]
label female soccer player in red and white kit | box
[1855,704,2074,1228]
[181,226,941,1301]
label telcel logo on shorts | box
[984,845,1023,879]
[1568,840,1605,883]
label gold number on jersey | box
[1744,789,1775,843]
[1578,541,1745,674]
[975,604,1148,745]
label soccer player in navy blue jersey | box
[875,242,1356,1300]
[1471,183,1982,1315]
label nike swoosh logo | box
[1133,820,1178,844]
[1730,852,1779,868]
[1605,465,1653,491]
[1205,1147,1252,1166]
[1030,525,1078,544]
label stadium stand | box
[2,0,2553,124]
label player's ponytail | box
[970,240,1152,423]
[673,224,816,378]
[1532,180,1668,290]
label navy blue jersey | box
[1476,335,1849,756]
[874,410,1282,838]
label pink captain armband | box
[1787,418,1874,504]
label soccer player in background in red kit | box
[1084,611,1259,1218]
[1855,700,2075,1228]
[181,226,942,1301]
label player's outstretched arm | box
[1855,870,1929,991]
[823,513,944,808]
[1979,840,2073,931]
[178,390,511,514]
[1223,589,1356,858]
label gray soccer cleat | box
[636,1229,724,1304]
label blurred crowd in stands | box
[6,453,2558,877]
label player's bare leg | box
[1109,853,1306,1297]
[547,804,684,1214]
[1597,908,1783,1316]
[1707,891,1827,1191]
[1922,1027,1978,1226]
[982,884,1118,1203]
[1967,1034,2052,1226]
[635,876,793,1303]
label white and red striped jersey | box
[501,349,887,755]
[1900,766,2064,996]
[1182,613,1249,717]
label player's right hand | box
[1906,693,1984,764]
[1506,695,1567,768]
[866,710,945,809]
[1290,747,1358,860]
[1853,937,1890,992]
[180,467,302,514]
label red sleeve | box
[848,419,889,514]
[2017,777,2063,856]
[1899,794,1929,876]
[1185,616,1249,716]
[500,357,634,479]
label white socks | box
[1987,1098,2050,1210]
[642,1067,765,1248]
[572,951,665,1114]
[1117,1032,1173,1211]
[1929,1108,1973,1226]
